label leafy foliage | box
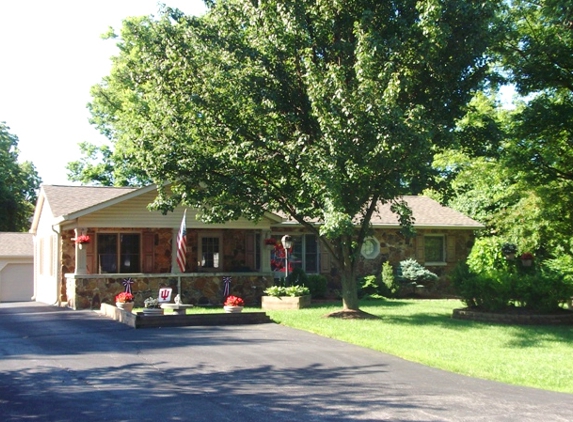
[453,238,573,312]
[264,285,310,297]
[305,275,328,299]
[0,122,41,231]
[358,275,380,298]
[381,261,398,297]
[285,267,308,288]
[87,1,499,310]
[66,141,150,186]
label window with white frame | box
[424,235,445,264]
[199,234,222,270]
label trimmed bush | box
[453,238,573,312]
[381,261,398,297]
[286,267,308,287]
[399,259,438,283]
[306,275,328,299]
[359,275,380,298]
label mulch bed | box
[323,309,380,319]
[452,306,573,325]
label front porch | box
[65,272,274,310]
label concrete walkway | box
[0,302,571,422]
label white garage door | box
[0,263,34,302]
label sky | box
[0,0,207,186]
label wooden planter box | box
[261,295,311,310]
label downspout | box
[51,223,62,306]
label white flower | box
[144,297,159,308]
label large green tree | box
[493,0,573,254]
[66,141,150,186]
[0,122,41,232]
[89,1,499,311]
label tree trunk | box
[340,269,360,310]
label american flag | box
[176,210,187,273]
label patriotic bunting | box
[122,278,134,294]
[223,276,232,297]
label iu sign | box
[158,288,172,303]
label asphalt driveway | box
[0,302,571,422]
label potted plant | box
[261,285,311,310]
[501,242,517,260]
[115,292,134,312]
[520,252,534,267]
[143,297,164,316]
[223,295,245,313]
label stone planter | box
[116,302,134,312]
[261,295,311,310]
[223,305,244,313]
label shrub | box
[399,259,438,283]
[513,268,573,312]
[451,262,513,311]
[359,275,380,298]
[286,267,308,287]
[453,242,573,312]
[306,274,328,299]
[381,261,398,297]
[264,285,310,297]
[467,237,510,277]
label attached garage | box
[0,233,34,302]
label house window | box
[425,235,445,264]
[199,234,222,270]
[270,234,319,274]
[97,233,141,273]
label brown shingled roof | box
[370,196,483,228]
[39,185,482,229]
[42,185,138,218]
[0,232,33,257]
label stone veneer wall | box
[66,273,273,310]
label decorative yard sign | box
[159,288,172,303]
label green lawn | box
[264,298,573,394]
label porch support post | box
[261,231,272,272]
[75,229,88,275]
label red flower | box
[224,295,244,307]
[115,292,134,303]
[520,252,534,260]
[75,235,90,244]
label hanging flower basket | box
[264,238,278,250]
[520,252,534,267]
[74,235,90,249]
[75,234,90,244]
